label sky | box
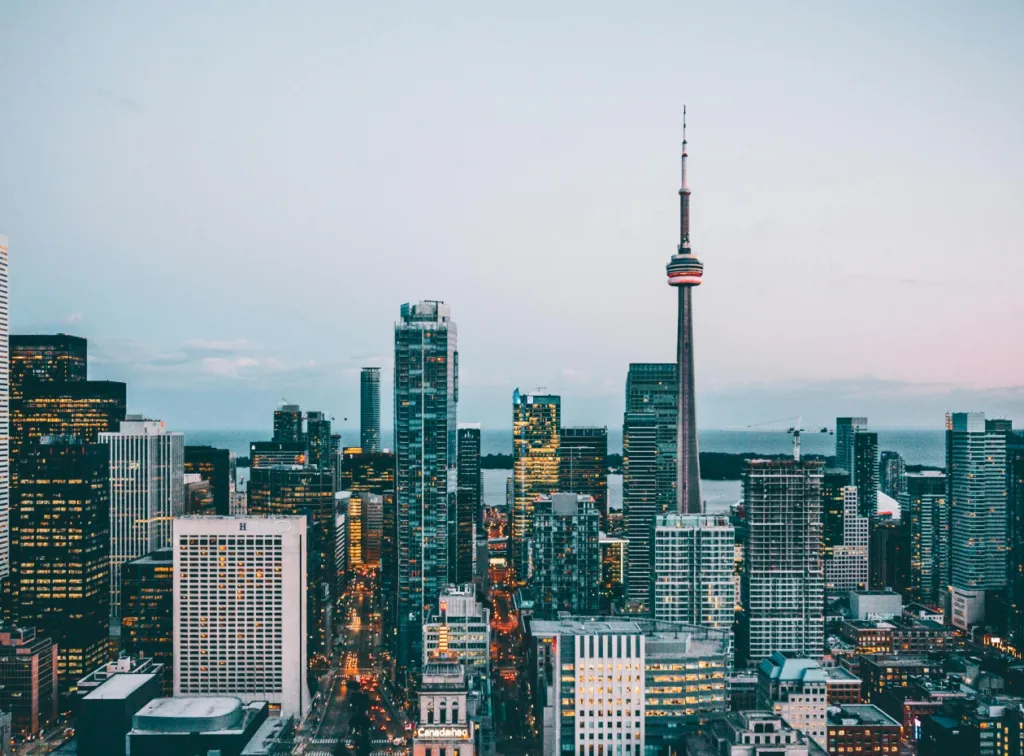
[1,1,1022,432]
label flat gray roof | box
[84,673,156,700]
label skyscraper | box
[455,424,482,584]
[173,516,310,718]
[824,486,869,592]
[622,362,676,608]
[852,429,879,518]
[947,412,1007,628]
[11,437,110,687]
[273,403,303,444]
[511,390,560,581]
[9,334,87,399]
[821,468,851,569]
[740,459,824,665]
[394,301,457,679]
[120,549,174,694]
[101,416,184,622]
[835,417,868,475]
[651,514,735,651]
[532,493,600,619]
[1004,429,1024,649]
[0,235,8,582]
[902,471,947,605]
[11,380,126,461]
[880,451,907,502]
[664,111,703,515]
[183,445,232,515]
[305,410,333,471]
[360,367,381,453]
[247,465,336,659]
[560,426,609,527]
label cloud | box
[63,312,83,325]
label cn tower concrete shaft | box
[676,285,701,513]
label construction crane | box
[746,416,833,461]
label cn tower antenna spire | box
[679,105,691,251]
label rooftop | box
[241,715,294,755]
[827,704,900,727]
[132,697,256,734]
[84,673,157,700]
[530,618,643,637]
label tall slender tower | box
[665,109,702,514]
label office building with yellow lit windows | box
[511,390,560,582]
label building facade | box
[532,493,600,620]
[272,404,303,444]
[825,486,869,592]
[652,514,736,651]
[902,471,948,606]
[423,584,491,677]
[173,516,310,718]
[622,363,677,611]
[101,416,184,622]
[835,417,868,476]
[599,534,628,614]
[560,427,609,528]
[120,549,174,694]
[880,451,907,502]
[740,459,824,665]
[947,412,1008,627]
[0,626,58,737]
[394,301,458,680]
[247,465,336,659]
[360,367,382,453]
[9,333,87,398]
[511,390,560,582]
[412,663,476,756]
[852,429,879,519]
[455,424,481,584]
[11,437,110,687]
[183,445,232,515]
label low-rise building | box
[75,654,165,702]
[0,626,58,736]
[858,655,938,706]
[826,704,902,755]
[840,620,895,655]
[850,589,903,621]
[686,711,828,755]
[127,697,269,756]
[757,653,828,748]
[77,672,162,756]
[413,663,476,756]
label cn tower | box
[665,107,703,514]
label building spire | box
[679,105,691,250]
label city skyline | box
[2,3,1023,431]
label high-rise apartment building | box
[902,471,948,605]
[9,333,87,399]
[852,430,879,518]
[1005,430,1024,649]
[947,412,1007,629]
[532,493,600,620]
[101,416,184,622]
[511,390,560,581]
[821,468,851,569]
[880,451,907,501]
[664,115,704,515]
[623,363,677,609]
[740,459,824,665]
[652,514,736,651]
[272,403,303,444]
[120,549,174,694]
[560,426,608,527]
[247,465,336,658]
[183,445,232,515]
[11,437,110,687]
[360,367,381,453]
[394,301,458,679]
[456,424,482,584]
[173,516,310,718]
[0,236,8,582]
[824,486,869,592]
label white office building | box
[825,486,869,592]
[101,416,184,619]
[651,514,736,653]
[0,234,7,581]
[424,584,491,677]
[173,516,310,718]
